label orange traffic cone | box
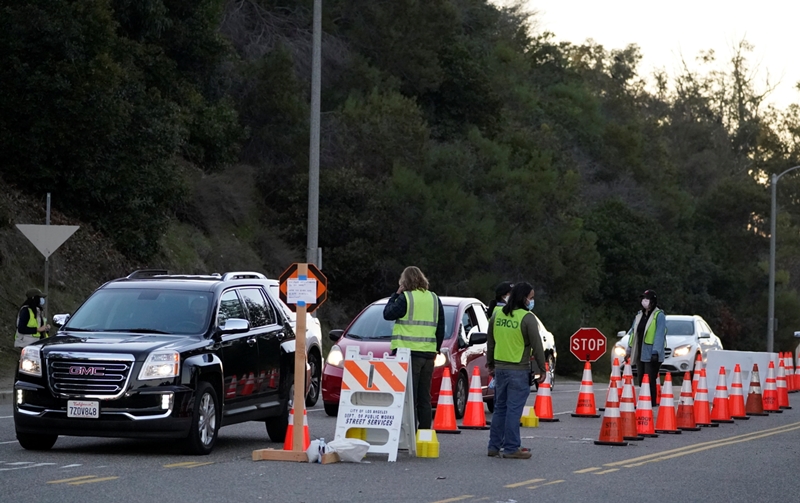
[433,367,461,434]
[763,361,781,413]
[676,372,700,431]
[710,366,734,423]
[656,378,662,405]
[654,373,681,434]
[620,375,642,440]
[534,363,559,422]
[283,407,310,451]
[572,361,601,418]
[594,380,628,446]
[226,376,237,399]
[745,364,768,416]
[728,364,749,420]
[636,374,658,437]
[777,360,791,409]
[692,353,703,398]
[783,353,796,393]
[600,358,621,412]
[622,361,636,403]
[460,367,489,430]
[694,368,718,427]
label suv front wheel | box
[183,382,219,455]
[17,431,58,451]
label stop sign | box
[570,328,607,362]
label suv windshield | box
[346,304,457,340]
[665,319,694,336]
[65,288,213,335]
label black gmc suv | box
[14,270,299,455]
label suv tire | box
[17,431,58,451]
[183,382,219,455]
[305,351,322,407]
[265,406,289,443]
[324,403,339,417]
[454,373,468,419]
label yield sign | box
[569,327,607,362]
[16,224,79,259]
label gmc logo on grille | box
[69,366,104,376]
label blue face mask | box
[39,297,46,307]
[526,299,535,310]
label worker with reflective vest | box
[487,282,546,459]
[14,288,51,348]
[626,289,667,406]
[383,266,445,430]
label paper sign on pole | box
[287,278,318,304]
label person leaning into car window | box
[485,281,513,319]
[486,282,546,459]
[626,289,667,406]
[14,288,51,349]
[383,266,445,431]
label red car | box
[321,296,494,418]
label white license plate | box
[67,400,100,419]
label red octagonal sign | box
[570,328,607,362]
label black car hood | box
[38,331,204,360]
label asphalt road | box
[1,376,798,503]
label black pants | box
[637,357,662,406]
[410,355,434,429]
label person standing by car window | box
[486,282,545,459]
[626,289,666,406]
[383,266,445,430]
[485,281,513,319]
[14,288,50,348]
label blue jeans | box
[488,369,530,454]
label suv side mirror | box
[699,332,711,339]
[53,313,70,327]
[617,331,627,338]
[329,329,344,342]
[219,318,249,335]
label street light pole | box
[768,165,800,353]
[306,0,322,268]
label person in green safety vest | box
[487,282,546,459]
[625,289,667,406]
[485,281,513,320]
[383,266,445,430]
[14,288,50,348]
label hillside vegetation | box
[2,0,800,377]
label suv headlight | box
[326,345,344,368]
[19,346,42,377]
[434,352,448,368]
[613,345,627,358]
[672,345,692,357]
[138,351,180,380]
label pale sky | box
[509,0,799,110]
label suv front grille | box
[48,354,135,399]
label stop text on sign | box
[571,338,605,352]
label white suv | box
[611,314,723,376]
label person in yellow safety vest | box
[14,288,51,348]
[485,281,513,320]
[486,282,546,459]
[383,266,445,430]
[625,289,667,406]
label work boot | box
[502,448,531,459]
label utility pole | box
[306,0,322,268]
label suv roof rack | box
[222,271,268,281]
[127,269,169,279]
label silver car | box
[611,314,723,376]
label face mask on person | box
[526,299,535,310]
[39,297,46,307]
[641,299,650,309]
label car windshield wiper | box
[105,328,171,335]
[62,327,96,332]
[346,334,363,340]
[374,334,392,339]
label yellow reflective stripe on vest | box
[15,308,41,340]
[493,308,528,363]
[391,290,438,351]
